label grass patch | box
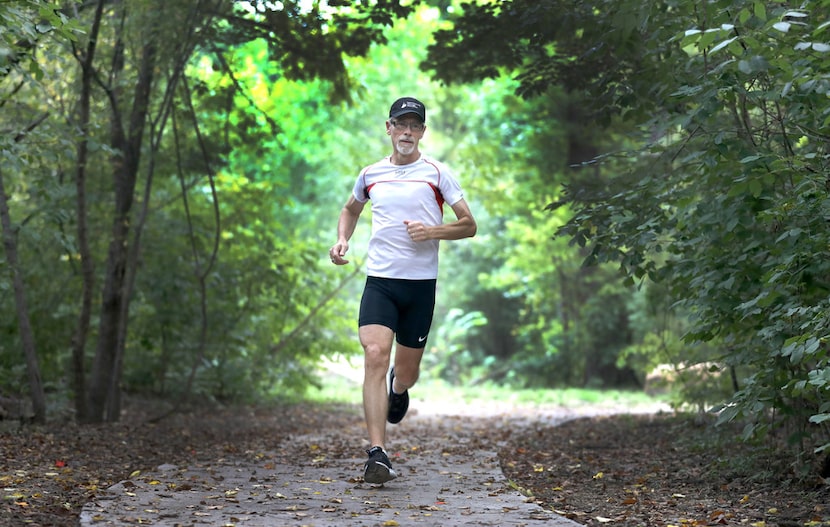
[303,373,363,405]
[415,379,661,408]
[303,372,664,410]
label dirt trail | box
[80,398,666,526]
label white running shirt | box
[352,154,465,279]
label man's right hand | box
[330,242,349,265]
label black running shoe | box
[363,446,397,484]
[387,367,409,424]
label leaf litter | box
[0,398,827,526]
[500,413,829,526]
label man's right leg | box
[360,324,397,483]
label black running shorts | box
[358,276,437,348]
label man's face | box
[387,114,426,157]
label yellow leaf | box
[533,464,545,473]
[149,480,160,485]
[750,522,766,527]
[766,508,778,514]
[740,494,749,503]
[129,470,141,478]
[383,521,400,526]
[593,472,604,479]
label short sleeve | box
[438,164,465,206]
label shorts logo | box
[418,336,427,343]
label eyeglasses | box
[389,119,425,132]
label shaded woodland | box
[1,0,829,469]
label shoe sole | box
[364,461,398,484]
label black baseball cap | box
[389,97,426,122]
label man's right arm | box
[331,196,365,265]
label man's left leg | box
[392,343,424,393]
[388,278,435,424]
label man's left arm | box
[404,198,477,242]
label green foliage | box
[0,0,83,80]
[424,0,830,460]
[0,1,81,401]
[613,1,830,451]
[0,0,420,413]
[427,77,642,389]
[606,1,830,454]
[422,308,487,383]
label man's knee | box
[363,342,391,370]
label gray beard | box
[395,141,416,156]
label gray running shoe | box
[363,446,398,484]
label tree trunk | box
[86,38,157,423]
[71,0,106,423]
[0,167,46,423]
